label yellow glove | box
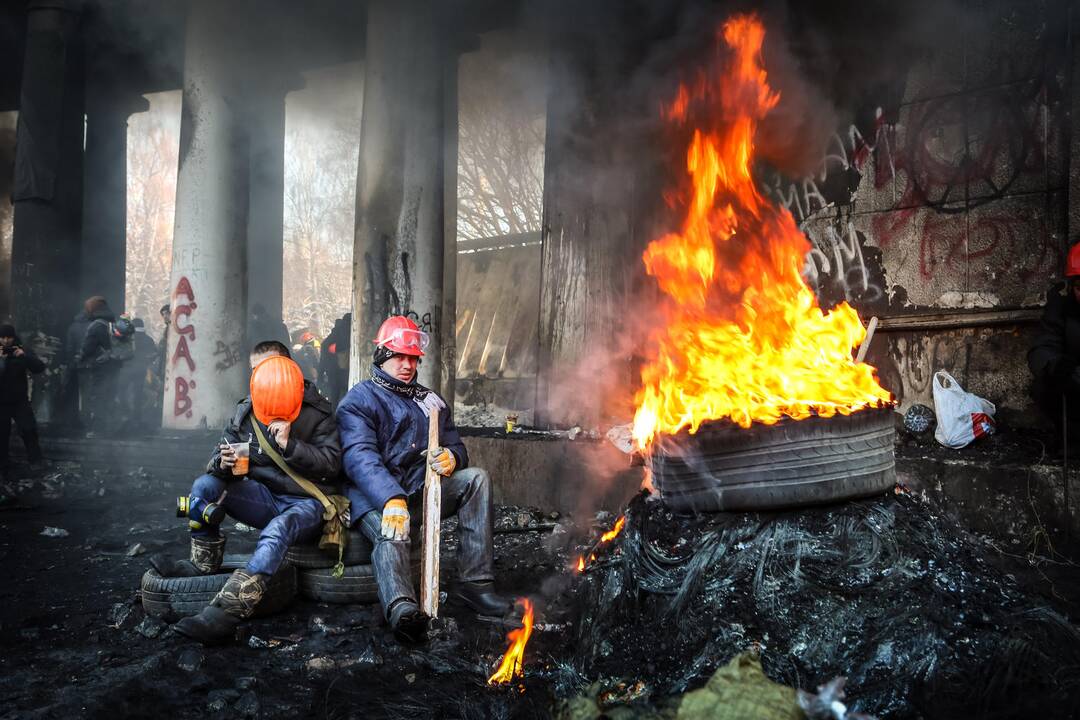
[381,498,410,542]
[428,447,457,477]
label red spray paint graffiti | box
[172,276,197,419]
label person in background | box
[248,303,290,348]
[293,330,320,384]
[319,313,351,407]
[0,323,46,478]
[1028,242,1080,447]
[121,318,157,431]
[75,296,121,436]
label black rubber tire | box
[650,406,896,512]
[298,559,456,605]
[140,565,298,621]
[284,529,374,568]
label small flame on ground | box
[487,598,535,685]
[575,516,627,572]
[600,515,626,543]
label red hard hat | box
[1067,243,1080,277]
[373,315,429,357]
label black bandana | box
[369,366,446,417]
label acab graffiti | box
[171,276,197,419]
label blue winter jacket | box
[337,366,468,523]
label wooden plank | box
[420,406,441,617]
[873,308,1042,332]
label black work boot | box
[150,534,226,578]
[453,581,514,618]
[173,569,267,645]
[388,600,429,644]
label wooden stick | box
[420,406,441,617]
[856,316,878,364]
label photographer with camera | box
[0,323,46,478]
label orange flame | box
[632,15,890,448]
[600,515,626,543]
[576,556,585,572]
[487,598,536,685]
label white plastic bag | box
[931,371,996,449]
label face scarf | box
[369,365,446,417]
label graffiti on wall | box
[764,78,1061,312]
[171,276,197,419]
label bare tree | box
[457,45,546,242]
[125,92,179,339]
[283,116,360,338]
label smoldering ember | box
[3,1,1080,719]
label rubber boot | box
[453,581,515,619]
[150,534,226,578]
[173,569,267,645]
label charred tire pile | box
[140,564,298,621]
[650,406,895,512]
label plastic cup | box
[228,442,250,476]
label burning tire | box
[139,564,298,621]
[285,529,374,568]
[650,405,895,512]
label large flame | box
[487,598,536,685]
[632,15,890,448]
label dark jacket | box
[0,339,46,404]
[78,305,117,366]
[1028,282,1080,387]
[207,380,342,498]
[337,366,467,522]
[65,312,90,365]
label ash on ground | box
[569,491,1080,719]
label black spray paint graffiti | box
[213,339,243,371]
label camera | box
[0,344,20,357]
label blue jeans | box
[189,473,323,576]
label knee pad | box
[177,495,226,533]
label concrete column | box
[441,53,459,402]
[11,0,84,339]
[350,0,447,392]
[246,81,291,337]
[81,92,149,312]
[163,0,251,430]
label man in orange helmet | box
[155,340,342,644]
[337,315,513,643]
[1028,242,1080,445]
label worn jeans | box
[359,467,495,619]
[189,473,323,576]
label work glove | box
[381,498,410,542]
[428,447,457,477]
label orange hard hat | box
[1067,243,1080,277]
[373,315,429,357]
[250,355,305,425]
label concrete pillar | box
[441,54,459,402]
[350,0,448,392]
[81,92,149,312]
[163,0,251,430]
[246,80,291,338]
[11,0,84,339]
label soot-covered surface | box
[0,460,580,719]
[572,491,1080,719]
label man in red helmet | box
[154,340,342,644]
[1028,242,1080,444]
[337,315,513,642]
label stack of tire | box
[141,531,454,619]
[140,555,298,622]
